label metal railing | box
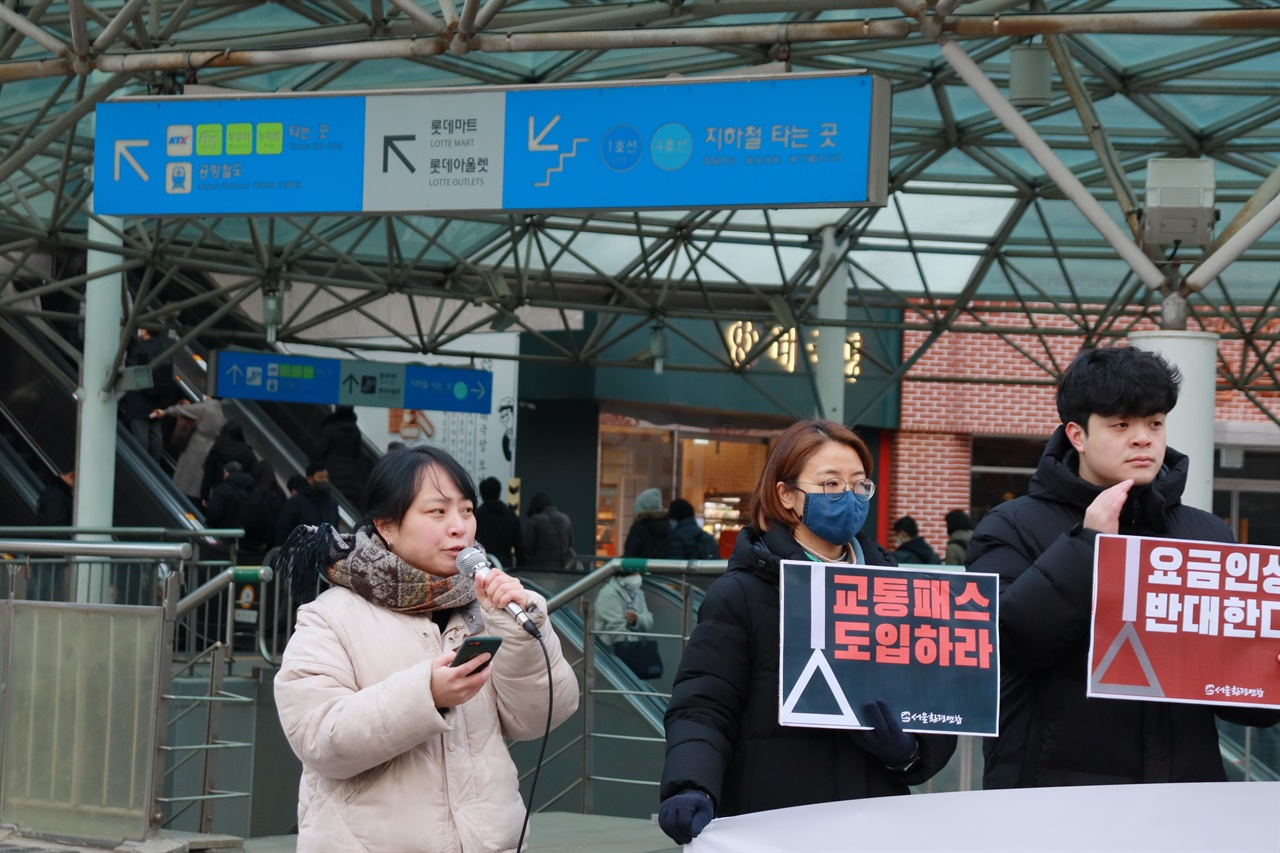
[0,532,273,845]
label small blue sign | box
[211,350,491,414]
[405,364,492,414]
[212,350,340,404]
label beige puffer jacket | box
[275,586,579,852]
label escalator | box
[0,427,41,525]
[0,316,202,531]
[173,342,378,525]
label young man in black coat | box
[970,345,1279,789]
[474,476,526,570]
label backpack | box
[693,529,719,560]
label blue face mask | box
[801,490,869,547]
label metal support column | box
[815,226,850,425]
[75,192,124,602]
[1130,330,1220,512]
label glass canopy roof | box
[0,0,1276,414]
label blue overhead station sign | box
[95,97,365,215]
[94,73,889,217]
[210,350,491,414]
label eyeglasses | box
[793,478,876,502]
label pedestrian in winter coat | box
[275,465,340,546]
[474,476,525,570]
[151,397,226,504]
[523,492,575,568]
[205,461,259,530]
[667,498,719,560]
[892,515,941,564]
[273,445,579,852]
[659,419,957,846]
[970,345,1279,790]
[201,420,259,504]
[623,487,671,558]
[593,572,653,648]
[317,405,364,507]
[942,509,974,565]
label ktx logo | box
[166,124,193,156]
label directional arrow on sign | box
[114,139,150,182]
[343,374,360,393]
[226,364,244,384]
[528,115,560,151]
[382,135,416,174]
[472,381,486,399]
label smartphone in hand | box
[449,636,502,672]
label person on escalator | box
[658,419,957,846]
[121,327,178,464]
[593,569,654,648]
[201,420,260,506]
[317,404,365,509]
[275,464,341,546]
[151,396,226,506]
[205,460,266,549]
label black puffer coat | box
[971,425,1279,789]
[661,524,957,816]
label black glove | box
[659,788,715,845]
[852,698,918,769]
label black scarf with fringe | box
[273,524,476,614]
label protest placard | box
[1089,534,1280,708]
[779,561,1000,736]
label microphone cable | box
[516,631,554,853]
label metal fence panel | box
[0,600,161,842]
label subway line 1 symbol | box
[528,114,587,188]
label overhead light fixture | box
[649,325,667,375]
[1009,43,1052,109]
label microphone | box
[456,546,541,638]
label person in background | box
[523,492,575,569]
[623,487,670,558]
[667,498,719,560]
[121,327,178,463]
[659,419,956,846]
[593,568,654,649]
[201,420,259,506]
[273,445,578,851]
[275,463,340,546]
[474,476,525,570]
[205,460,259,533]
[151,396,225,505]
[969,345,1279,789]
[317,404,364,508]
[31,467,74,600]
[892,515,941,564]
[35,468,74,527]
[942,509,974,566]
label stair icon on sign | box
[535,137,590,188]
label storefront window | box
[597,419,771,557]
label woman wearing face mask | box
[658,420,957,846]
[593,570,654,649]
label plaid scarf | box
[274,524,477,614]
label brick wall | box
[893,301,1280,550]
